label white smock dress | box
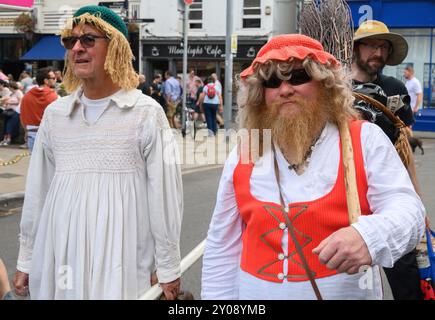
[16,88,183,299]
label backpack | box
[206,84,216,99]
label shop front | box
[141,38,266,88]
[0,33,29,80]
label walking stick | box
[338,120,361,224]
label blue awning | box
[20,35,66,61]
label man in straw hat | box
[12,5,183,300]
[352,20,423,300]
[201,34,425,299]
[352,20,414,139]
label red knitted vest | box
[233,120,371,282]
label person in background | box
[54,70,63,84]
[210,73,225,128]
[164,70,182,128]
[197,76,222,136]
[20,71,36,93]
[187,69,201,103]
[351,20,423,300]
[137,74,150,96]
[193,78,205,124]
[150,73,166,112]
[176,75,184,98]
[0,79,11,97]
[19,67,58,152]
[211,73,222,92]
[0,81,23,146]
[404,65,423,117]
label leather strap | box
[273,146,323,300]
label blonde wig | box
[60,13,139,93]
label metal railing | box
[138,239,205,300]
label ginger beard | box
[258,86,329,165]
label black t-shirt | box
[150,82,166,107]
[372,74,414,127]
[353,74,414,143]
[354,75,414,126]
[138,82,150,96]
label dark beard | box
[354,50,386,77]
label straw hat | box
[354,20,408,66]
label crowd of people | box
[0,68,63,149]
[0,4,432,301]
[0,63,227,150]
[136,69,224,134]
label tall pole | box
[224,0,233,130]
[182,3,189,134]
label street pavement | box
[1,130,435,300]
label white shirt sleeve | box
[414,78,423,94]
[17,114,56,273]
[144,107,183,284]
[352,122,426,268]
[201,147,243,300]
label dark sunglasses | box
[61,34,109,49]
[263,69,312,88]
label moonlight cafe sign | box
[143,42,264,59]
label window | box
[189,0,203,29]
[3,39,25,61]
[243,0,261,29]
[424,63,435,108]
[131,4,140,20]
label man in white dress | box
[13,5,183,300]
[201,34,425,300]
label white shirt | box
[201,122,425,300]
[17,88,183,299]
[203,84,221,105]
[80,93,111,124]
[405,77,423,111]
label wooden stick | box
[338,120,361,224]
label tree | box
[14,13,36,34]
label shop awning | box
[20,35,66,61]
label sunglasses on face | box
[262,69,312,88]
[61,34,109,50]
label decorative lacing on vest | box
[233,120,371,283]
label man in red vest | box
[201,34,425,300]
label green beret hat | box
[73,5,128,38]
